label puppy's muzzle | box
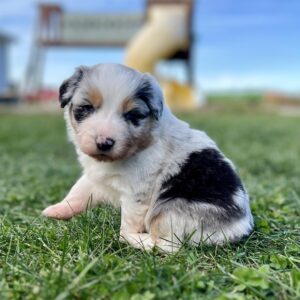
[96,138,115,152]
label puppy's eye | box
[74,104,95,122]
[123,109,148,126]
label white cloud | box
[199,73,300,93]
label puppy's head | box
[59,64,164,162]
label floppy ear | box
[59,66,86,108]
[136,73,164,120]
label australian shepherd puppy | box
[43,63,253,252]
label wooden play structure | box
[24,0,197,110]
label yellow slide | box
[125,3,198,111]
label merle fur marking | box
[59,69,84,108]
[159,148,244,219]
[134,80,163,120]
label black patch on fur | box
[59,82,70,108]
[59,69,83,108]
[159,149,245,219]
[134,80,162,120]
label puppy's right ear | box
[59,66,86,108]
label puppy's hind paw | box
[120,233,155,251]
[119,233,180,253]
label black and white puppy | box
[43,64,253,251]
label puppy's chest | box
[89,166,158,204]
[96,173,131,195]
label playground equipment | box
[24,4,143,98]
[0,32,18,104]
[126,0,198,110]
[126,0,193,78]
[0,33,10,95]
[24,1,198,110]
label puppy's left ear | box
[136,73,164,120]
[59,66,86,108]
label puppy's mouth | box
[90,153,116,162]
[88,148,136,162]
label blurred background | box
[1,3,300,297]
[0,0,299,112]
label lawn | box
[0,111,299,300]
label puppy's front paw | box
[42,201,81,220]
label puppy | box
[43,63,253,251]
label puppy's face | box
[59,64,164,162]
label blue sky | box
[0,0,299,92]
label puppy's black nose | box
[96,138,115,152]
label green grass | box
[206,92,263,112]
[207,92,263,105]
[0,111,299,300]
